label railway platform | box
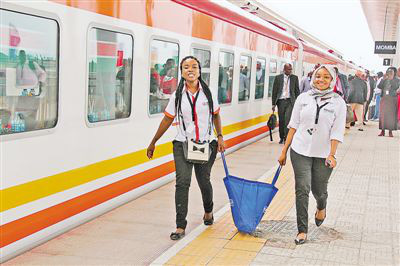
[5,123,399,266]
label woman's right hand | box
[278,152,287,166]
[147,142,155,159]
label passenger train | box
[0,0,360,261]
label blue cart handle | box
[221,152,229,177]
[271,165,282,186]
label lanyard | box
[315,102,329,125]
[185,90,200,122]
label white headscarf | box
[309,65,337,98]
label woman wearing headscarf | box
[377,67,399,137]
[147,56,225,240]
[278,65,346,245]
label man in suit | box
[272,63,300,144]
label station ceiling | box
[360,0,399,42]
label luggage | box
[222,153,281,233]
[266,113,277,141]
[368,104,375,120]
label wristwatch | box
[217,134,223,139]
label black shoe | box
[315,209,326,227]
[203,214,214,226]
[294,233,307,245]
[279,139,284,144]
[358,128,364,131]
[170,230,185,240]
[350,122,355,126]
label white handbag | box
[183,139,210,164]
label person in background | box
[347,71,367,131]
[16,50,46,89]
[364,70,376,122]
[333,67,350,101]
[397,67,400,125]
[371,72,384,121]
[239,65,249,101]
[272,63,300,144]
[300,71,313,94]
[278,65,346,245]
[255,62,265,98]
[377,68,399,137]
[147,56,225,240]
[159,67,178,95]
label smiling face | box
[313,67,333,91]
[181,58,200,82]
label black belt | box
[278,98,291,101]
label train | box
[0,0,360,261]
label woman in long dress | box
[378,68,399,137]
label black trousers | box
[290,149,333,233]
[277,98,293,140]
[172,140,218,229]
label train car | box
[0,0,346,261]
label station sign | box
[383,58,392,66]
[374,41,397,54]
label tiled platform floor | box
[6,122,399,265]
[158,122,399,266]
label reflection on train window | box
[149,40,179,115]
[192,48,210,86]
[0,10,58,135]
[268,59,277,98]
[269,59,277,74]
[255,58,266,99]
[218,51,234,104]
[238,55,251,102]
[88,28,133,123]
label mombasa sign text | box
[374,41,397,54]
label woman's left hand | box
[217,137,226,152]
[325,155,337,168]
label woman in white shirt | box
[147,56,225,240]
[278,65,346,245]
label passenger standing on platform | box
[347,72,367,131]
[372,72,384,121]
[272,63,300,144]
[377,68,399,137]
[147,56,225,240]
[300,71,313,94]
[333,67,350,101]
[397,67,400,125]
[364,70,376,122]
[277,65,346,245]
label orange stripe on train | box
[0,125,269,248]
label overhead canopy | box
[361,0,399,42]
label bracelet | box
[217,134,223,139]
[329,154,336,159]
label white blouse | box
[288,91,346,158]
[164,84,220,142]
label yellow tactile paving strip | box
[165,163,295,266]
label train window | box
[87,28,133,123]
[238,55,251,102]
[269,59,277,74]
[192,48,210,86]
[0,10,58,135]
[268,59,278,98]
[149,39,179,115]
[255,58,266,99]
[218,51,234,104]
